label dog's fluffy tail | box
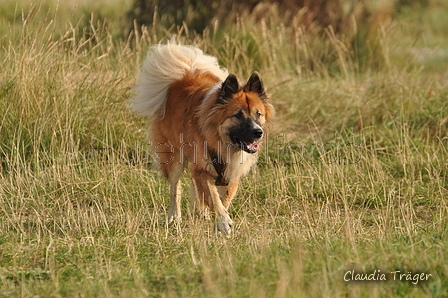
[129,39,228,117]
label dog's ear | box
[244,72,266,99]
[220,74,240,102]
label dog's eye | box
[233,111,243,118]
[255,111,262,117]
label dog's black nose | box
[253,128,263,139]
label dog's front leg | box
[191,169,233,236]
[206,180,234,236]
[218,180,239,210]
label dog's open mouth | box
[232,137,260,153]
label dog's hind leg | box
[166,164,184,223]
[189,180,210,220]
[168,179,182,223]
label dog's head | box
[215,72,274,154]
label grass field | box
[0,0,447,297]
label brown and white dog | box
[130,40,274,235]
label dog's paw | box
[167,211,182,224]
[214,214,234,237]
[203,208,211,221]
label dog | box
[130,40,274,235]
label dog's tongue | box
[244,141,259,151]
